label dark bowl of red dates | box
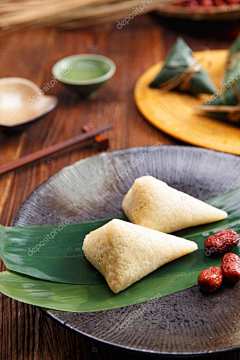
[158,0,240,21]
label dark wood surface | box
[0,13,239,360]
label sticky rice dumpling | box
[122,176,227,233]
[149,38,216,96]
[197,78,240,123]
[82,219,197,293]
[223,35,240,85]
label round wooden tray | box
[157,4,240,21]
[134,49,240,155]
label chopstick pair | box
[0,124,113,176]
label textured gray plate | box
[14,146,240,357]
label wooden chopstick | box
[0,124,113,176]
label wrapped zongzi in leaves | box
[223,36,240,85]
[196,80,240,123]
[149,38,217,96]
[196,106,240,123]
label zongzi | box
[82,219,198,293]
[122,176,227,233]
[197,79,240,123]
[223,35,240,85]
[149,37,217,96]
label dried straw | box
[0,0,174,32]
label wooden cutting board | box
[134,49,240,155]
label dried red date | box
[185,0,200,6]
[173,0,240,6]
[213,0,226,5]
[198,266,223,292]
[221,253,240,284]
[200,0,213,6]
[205,229,239,256]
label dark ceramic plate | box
[13,146,240,357]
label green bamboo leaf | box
[0,218,127,285]
[223,35,240,84]
[0,188,239,312]
[0,270,199,312]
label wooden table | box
[0,13,239,360]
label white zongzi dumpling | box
[82,219,197,293]
[122,176,227,233]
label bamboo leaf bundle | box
[0,0,174,33]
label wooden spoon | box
[0,77,58,127]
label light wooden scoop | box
[0,77,58,127]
